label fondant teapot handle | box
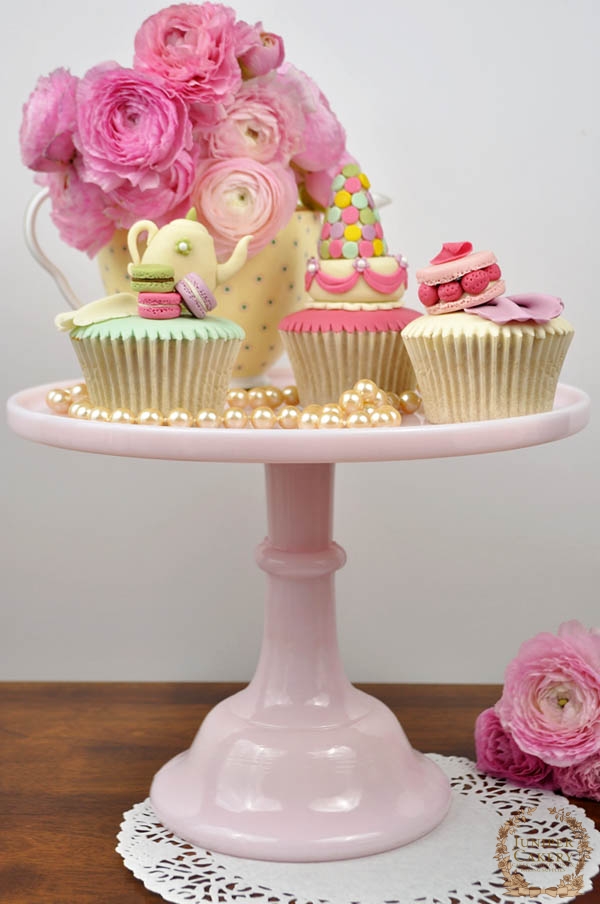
[24,187,82,311]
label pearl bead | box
[247,388,268,409]
[138,409,164,426]
[363,404,376,416]
[339,390,362,414]
[381,405,402,425]
[371,389,387,408]
[278,405,300,429]
[322,403,343,416]
[319,410,344,429]
[89,407,111,422]
[299,410,320,429]
[386,391,401,410]
[196,409,221,428]
[111,409,136,424]
[369,408,393,427]
[398,390,422,414]
[46,388,71,414]
[69,383,88,403]
[166,408,193,427]
[227,389,248,409]
[281,385,299,406]
[251,406,277,429]
[346,411,370,428]
[354,378,378,402]
[223,408,248,428]
[69,402,91,419]
[263,386,283,409]
[304,404,322,415]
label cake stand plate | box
[6,382,591,862]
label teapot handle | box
[24,187,82,310]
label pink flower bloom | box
[238,23,284,78]
[105,151,199,229]
[303,152,359,208]
[191,156,298,260]
[555,755,600,801]
[496,621,600,767]
[20,68,78,172]
[38,169,115,257]
[134,3,244,123]
[277,64,346,173]
[475,707,557,789]
[74,63,194,194]
[198,74,305,165]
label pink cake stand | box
[7,381,590,863]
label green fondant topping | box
[342,163,361,177]
[71,315,244,342]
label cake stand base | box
[151,462,451,861]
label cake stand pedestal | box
[7,382,590,863]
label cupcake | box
[55,212,249,417]
[402,241,574,423]
[279,163,420,406]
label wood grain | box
[0,683,598,903]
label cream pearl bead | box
[223,408,248,428]
[226,389,248,409]
[386,391,401,410]
[46,388,71,414]
[251,406,277,429]
[299,409,320,429]
[322,403,343,417]
[166,409,193,427]
[247,388,268,409]
[89,407,111,422]
[353,378,378,402]
[111,409,136,425]
[346,411,370,428]
[319,410,344,429]
[398,390,422,414]
[196,409,221,428]
[371,389,387,408]
[339,390,362,414]
[138,409,164,426]
[263,386,283,409]
[69,383,88,403]
[70,402,91,419]
[281,385,299,406]
[278,405,300,429]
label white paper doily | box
[117,755,600,904]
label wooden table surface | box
[1,683,598,904]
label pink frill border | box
[279,307,421,334]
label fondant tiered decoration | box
[279,164,420,406]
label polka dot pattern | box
[318,166,388,259]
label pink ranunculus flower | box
[37,169,116,257]
[198,74,305,165]
[20,68,78,173]
[104,152,199,229]
[75,63,194,194]
[238,23,284,78]
[133,3,244,124]
[555,755,600,801]
[475,707,557,790]
[496,621,600,767]
[191,156,298,260]
[277,64,346,173]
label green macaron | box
[130,263,175,293]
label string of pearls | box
[46,380,421,429]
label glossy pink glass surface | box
[6,382,590,860]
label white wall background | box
[1,0,598,682]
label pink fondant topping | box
[305,256,408,296]
[418,283,439,307]
[465,293,564,324]
[430,241,473,265]
[279,306,421,334]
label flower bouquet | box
[475,621,600,801]
[20,2,350,378]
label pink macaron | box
[137,292,182,320]
[176,273,218,319]
[416,242,504,315]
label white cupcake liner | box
[402,317,574,423]
[71,335,241,414]
[281,330,417,406]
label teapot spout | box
[216,235,253,285]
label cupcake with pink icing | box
[402,241,574,423]
[279,163,420,405]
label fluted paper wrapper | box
[71,335,241,413]
[402,315,574,423]
[281,330,417,406]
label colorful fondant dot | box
[327,206,341,223]
[351,191,368,209]
[366,191,375,206]
[329,239,343,258]
[374,209,381,222]
[344,224,362,242]
[375,222,384,239]
[344,176,362,193]
[359,240,374,257]
[331,174,345,191]
[342,206,359,224]
[342,163,361,177]
[330,221,345,239]
[321,223,332,240]
[342,241,359,259]
[362,224,376,240]
[373,239,384,256]
[359,172,370,189]
[360,208,376,225]
[334,190,352,208]
[319,240,331,259]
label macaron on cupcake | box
[279,163,420,405]
[402,241,574,423]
